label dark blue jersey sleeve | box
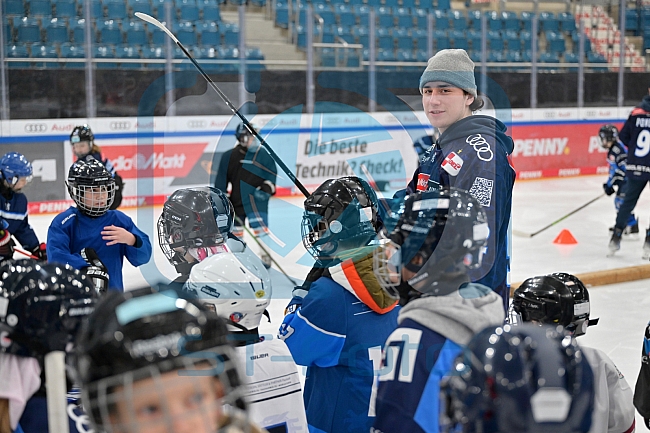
[0,192,39,249]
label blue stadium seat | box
[467,9,481,29]
[418,0,433,9]
[377,27,393,50]
[520,30,538,51]
[69,18,86,42]
[141,44,164,69]
[487,50,504,62]
[433,9,448,30]
[116,44,141,68]
[338,9,356,27]
[125,20,146,44]
[449,10,466,30]
[365,0,380,7]
[16,17,41,43]
[539,51,559,68]
[377,49,395,64]
[245,46,264,70]
[401,0,416,8]
[415,48,428,61]
[198,20,219,45]
[546,30,565,54]
[53,0,77,18]
[520,11,532,31]
[172,45,194,70]
[4,22,12,43]
[505,50,522,62]
[467,28,481,51]
[396,48,415,64]
[355,5,369,27]
[468,49,481,62]
[30,41,57,67]
[394,27,411,50]
[29,0,53,17]
[414,8,427,28]
[105,0,125,19]
[6,44,30,67]
[504,29,520,51]
[45,17,68,43]
[5,0,26,16]
[217,45,237,72]
[79,0,104,19]
[59,42,84,67]
[572,32,591,53]
[433,28,449,49]
[564,51,578,62]
[352,25,368,46]
[501,11,517,30]
[334,25,354,44]
[274,4,288,28]
[450,29,467,49]
[377,7,394,28]
[176,20,196,45]
[150,21,172,44]
[558,12,575,33]
[129,0,151,16]
[486,11,502,31]
[319,47,335,67]
[396,7,412,28]
[99,20,122,43]
[412,27,427,50]
[539,11,558,32]
[179,0,199,20]
[436,0,449,10]
[195,45,220,72]
[521,50,531,62]
[202,3,219,20]
[222,22,238,46]
[587,51,606,63]
[487,29,502,51]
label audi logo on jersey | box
[24,123,47,133]
[109,121,131,131]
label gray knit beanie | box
[419,49,477,98]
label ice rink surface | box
[29,174,650,428]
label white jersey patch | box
[441,152,463,176]
[469,177,494,207]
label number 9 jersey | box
[619,96,650,179]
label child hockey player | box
[0,152,46,261]
[279,176,399,433]
[440,324,595,432]
[72,286,265,433]
[70,124,123,209]
[213,122,277,268]
[599,124,638,236]
[371,188,505,432]
[0,259,99,433]
[157,186,247,284]
[47,158,151,292]
[511,273,636,433]
[184,251,309,432]
[634,320,650,429]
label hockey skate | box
[643,229,650,260]
[608,227,623,255]
[609,221,639,238]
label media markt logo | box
[24,123,47,133]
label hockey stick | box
[234,215,300,286]
[14,247,38,259]
[135,12,310,198]
[512,193,606,238]
[45,351,70,433]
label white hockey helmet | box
[184,249,272,331]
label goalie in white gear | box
[184,252,308,433]
[510,273,636,433]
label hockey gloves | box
[0,220,13,259]
[603,183,616,196]
[81,247,109,294]
[30,243,47,261]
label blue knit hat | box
[419,49,477,98]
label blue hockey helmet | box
[440,323,594,433]
[0,152,33,187]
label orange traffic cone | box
[553,229,578,245]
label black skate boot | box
[609,227,623,253]
[643,229,650,260]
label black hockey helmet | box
[598,124,618,146]
[511,273,595,337]
[70,124,94,144]
[158,187,235,267]
[72,286,246,431]
[234,122,257,143]
[66,158,115,217]
[0,259,98,359]
[301,176,379,261]
[440,324,594,433]
[374,187,489,298]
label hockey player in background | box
[439,324,595,432]
[371,188,505,433]
[404,49,516,311]
[610,86,650,255]
[510,273,636,433]
[213,123,277,268]
[278,176,399,433]
[47,158,151,292]
[69,124,123,209]
[0,259,99,433]
[184,250,309,432]
[0,152,46,261]
[599,124,639,236]
[72,286,266,433]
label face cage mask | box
[373,239,403,300]
[71,183,115,217]
[301,213,343,259]
[158,214,226,265]
[83,348,248,433]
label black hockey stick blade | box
[135,12,310,198]
[512,193,606,238]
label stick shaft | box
[45,351,69,433]
[529,193,605,237]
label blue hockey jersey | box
[19,390,91,433]
[605,140,628,188]
[619,95,650,180]
[278,257,399,433]
[405,115,515,308]
[0,186,39,251]
[46,207,152,291]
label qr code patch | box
[468,177,493,207]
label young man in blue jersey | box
[371,188,505,433]
[46,158,151,292]
[404,49,515,311]
[0,152,46,261]
[599,124,639,236]
[70,124,124,209]
[278,176,400,433]
[609,87,650,255]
